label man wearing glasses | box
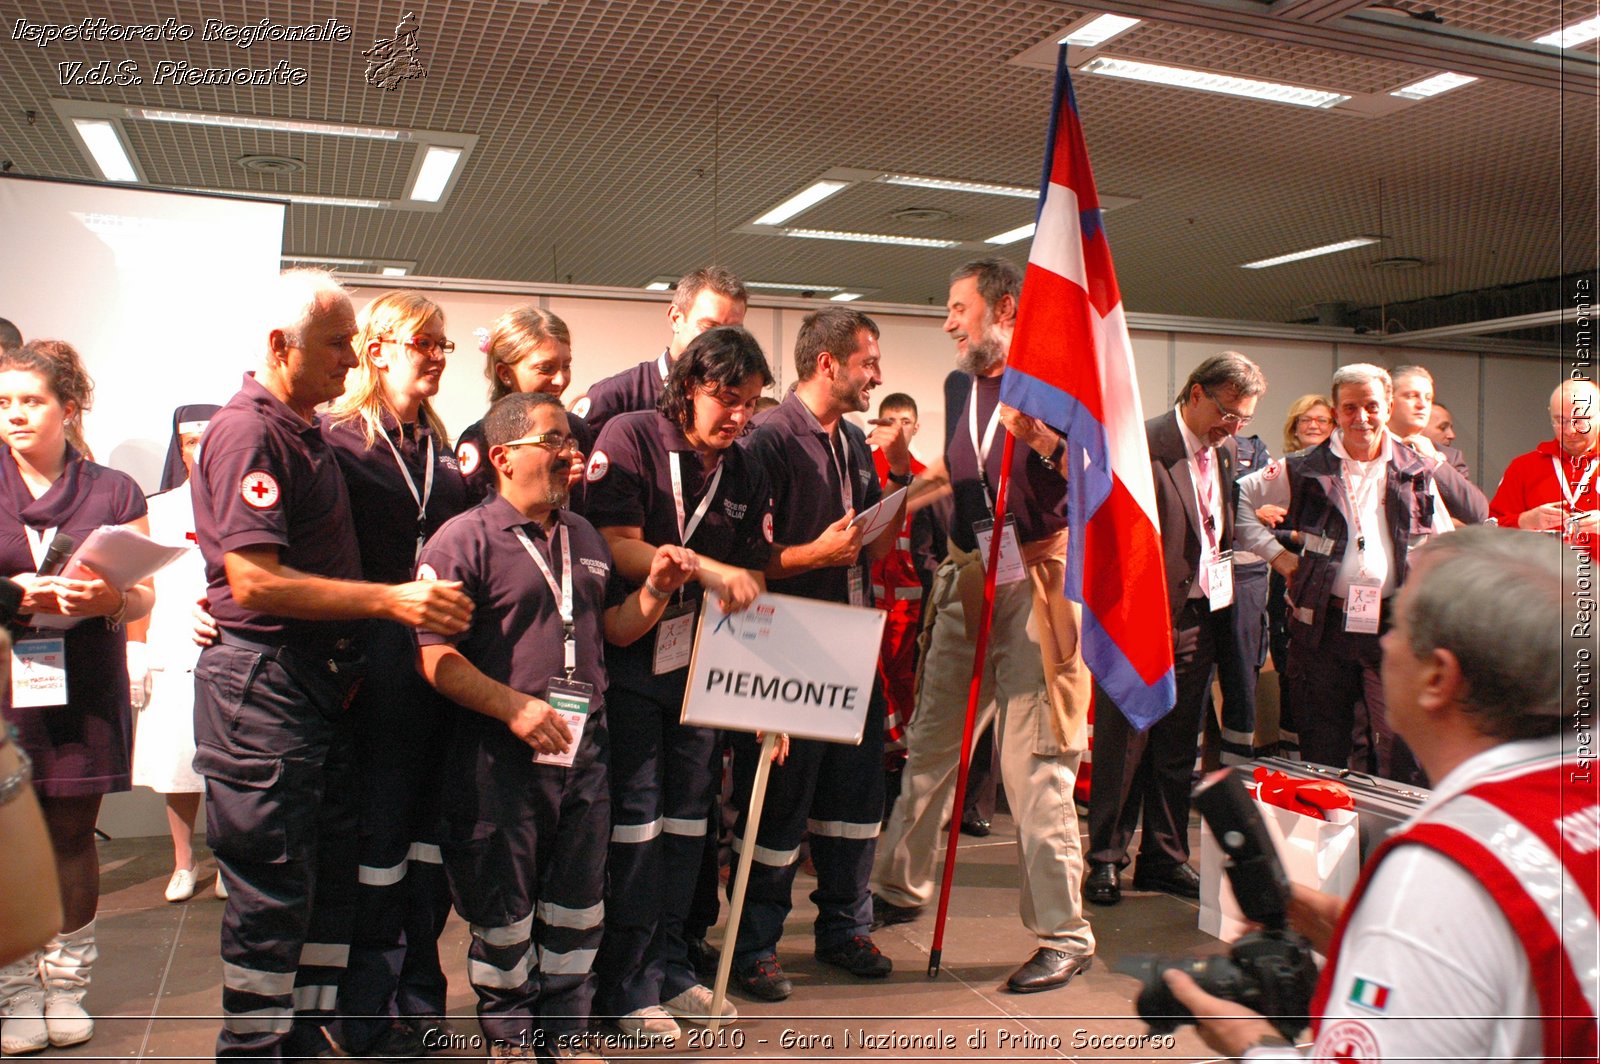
[1490,378,1600,559]
[1236,364,1453,783]
[1085,352,1264,906]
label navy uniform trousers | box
[334,619,454,1052]
[726,690,886,969]
[441,723,609,1053]
[594,680,719,1016]
[192,637,364,1060]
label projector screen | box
[0,176,284,491]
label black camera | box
[1126,769,1320,1042]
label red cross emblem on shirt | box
[240,471,280,509]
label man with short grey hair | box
[1236,363,1452,782]
[1170,526,1593,1061]
[1085,352,1264,906]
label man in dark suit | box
[1389,366,1487,524]
[1085,352,1265,905]
[1424,399,1479,484]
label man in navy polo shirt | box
[571,267,747,432]
[190,270,475,1060]
[730,306,912,1001]
[872,257,1096,995]
[416,391,696,1060]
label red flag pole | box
[928,431,1015,977]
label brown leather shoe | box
[1005,948,1092,993]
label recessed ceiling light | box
[1240,236,1382,269]
[381,266,409,277]
[876,174,1036,199]
[778,228,959,249]
[746,281,844,292]
[644,281,672,291]
[751,180,850,226]
[1059,13,1141,48]
[409,146,463,202]
[1081,56,1351,109]
[126,107,411,140]
[71,118,138,182]
[1389,72,1477,100]
[1534,15,1600,48]
[985,223,1036,245]
[830,293,863,302]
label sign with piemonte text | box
[680,593,886,743]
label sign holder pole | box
[709,730,778,1035]
[928,432,1015,977]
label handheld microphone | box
[35,533,78,578]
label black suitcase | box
[1250,756,1432,864]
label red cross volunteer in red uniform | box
[1168,525,1598,1062]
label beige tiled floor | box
[45,813,1231,1062]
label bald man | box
[1489,378,1600,558]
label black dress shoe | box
[870,893,921,930]
[1005,948,1093,993]
[1084,862,1121,906]
[686,936,720,981]
[1132,861,1202,899]
[959,816,992,837]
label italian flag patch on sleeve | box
[1349,977,1391,1013]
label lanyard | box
[23,526,57,570]
[1193,450,1219,553]
[514,522,576,675]
[670,452,724,547]
[828,431,852,514]
[377,423,435,563]
[1551,455,1599,509]
[1341,456,1385,576]
[968,391,1003,505]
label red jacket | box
[1489,439,1599,557]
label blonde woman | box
[320,292,472,1058]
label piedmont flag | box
[999,45,1176,728]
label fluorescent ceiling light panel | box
[1389,72,1477,100]
[986,223,1037,245]
[746,281,844,292]
[1060,13,1141,48]
[751,180,849,226]
[644,281,672,291]
[1240,236,1381,269]
[409,146,463,202]
[126,107,410,140]
[1081,56,1351,109]
[877,173,1036,199]
[72,118,138,182]
[830,293,863,302]
[381,266,409,277]
[282,254,373,266]
[779,227,959,248]
[1534,16,1600,48]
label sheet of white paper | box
[847,486,906,542]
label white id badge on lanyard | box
[973,517,1027,586]
[1343,579,1383,635]
[1207,549,1235,611]
[652,601,698,675]
[11,637,68,708]
[536,678,592,768]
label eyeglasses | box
[1203,388,1254,427]
[386,336,456,357]
[1296,415,1333,428]
[502,432,582,455]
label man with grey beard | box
[871,258,1095,994]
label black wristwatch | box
[1039,438,1067,471]
[887,469,914,487]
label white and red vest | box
[1311,749,1598,1061]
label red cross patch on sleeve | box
[240,471,280,509]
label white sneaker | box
[662,983,737,1025]
[214,871,229,900]
[0,955,48,1056]
[164,867,196,903]
[615,1006,679,1044]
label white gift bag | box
[1199,793,1359,942]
